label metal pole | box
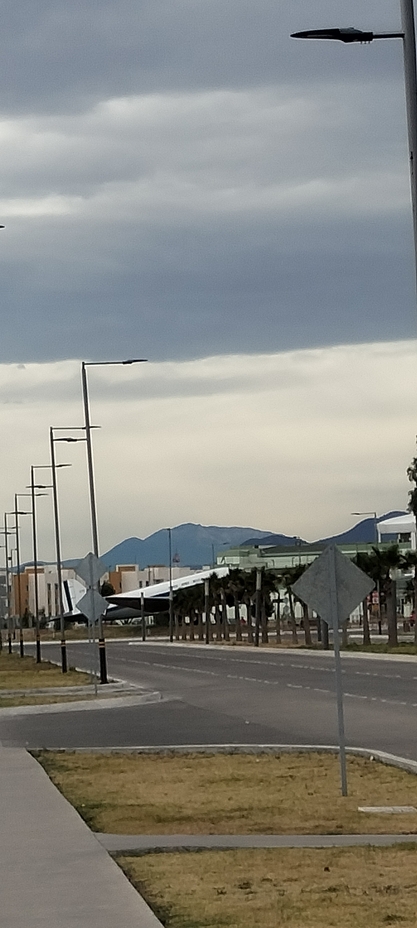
[0,544,3,652]
[168,528,174,642]
[254,567,262,647]
[141,591,146,641]
[81,363,100,557]
[81,362,108,684]
[204,577,210,644]
[50,429,67,673]
[14,495,24,658]
[328,546,348,797]
[30,467,42,664]
[400,0,417,289]
[4,514,12,653]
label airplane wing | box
[106,566,230,611]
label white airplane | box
[106,565,230,614]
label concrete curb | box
[0,689,162,717]
[0,681,141,697]
[124,639,417,662]
[98,832,417,852]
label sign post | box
[76,553,108,693]
[292,545,374,796]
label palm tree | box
[209,573,224,641]
[226,568,246,641]
[367,545,405,648]
[353,551,375,646]
[287,564,313,646]
[240,569,256,643]
[173,589,188,640]
[172,586,204,641]
[279,568,300,645]
[260,570,281,644]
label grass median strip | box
[35,751,417,835]
[0,653,91,705]
[116,846,417,928]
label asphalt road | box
[2,641,416,758]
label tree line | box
[167,546,417,648]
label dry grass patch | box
[117,846,417,928]
[36,751,417,835]
[0,694,98,707]
[0,653,90,691]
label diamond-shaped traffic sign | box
[292,545,374,627]
[77,589,108,624]
[76,552,107,588]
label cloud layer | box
[1,339,415,562]
[0,1,414,363]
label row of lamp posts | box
[3,358,146,684]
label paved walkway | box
[0,747,163,928]
[2,745,416,927]
[99,832,417,851]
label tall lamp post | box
[13,495,31,657]
[50,428,85,673]
[16,490,48,661]
[28,467,53,663]
[1,515,15,653]
[0,542,5,649]
[291,1,417,289]
[81,358,147,684]
[167,527,174,642]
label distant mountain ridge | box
[100,523,278,570]
[315,511,405,545]
[97,513,406,569]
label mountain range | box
[96,513,404,570]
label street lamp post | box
[81,358,147,683]
[29,467,53,664]
[291,1,417,289]
[16,490,47,661]
[167,527,174,642]
[50,428,84,673]
[1,514,15,653]
[9,547,17,642]
[204,577,210,644]
[30,468,42,663]
[13,495,31,658]
[0,542,6,650]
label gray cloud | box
[0,2,402,115]
[0,1,413,366]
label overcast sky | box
[0,1,416,558]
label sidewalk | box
[0,747,163,928]
[2,746,416,928]
[98,832,417,851]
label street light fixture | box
[81,358,147,684]
[291,27,404,44]
[291,1,417,287]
